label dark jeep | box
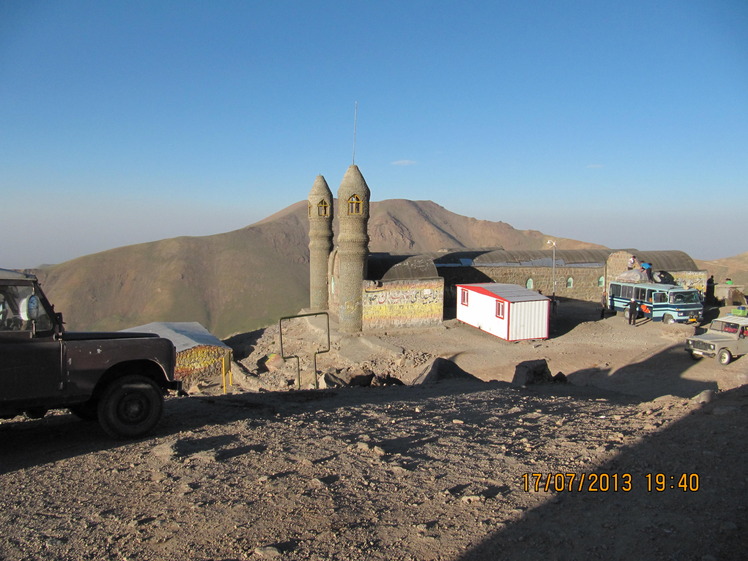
[0,268,181,438]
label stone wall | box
[474,266,605,302]
[606,251,633,279]
[362,278,444,331]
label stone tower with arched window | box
[307,175,334,310]
[335,165,370,333]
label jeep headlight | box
[709,344,715,351]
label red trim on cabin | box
[457,285,510,302]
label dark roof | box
[473,249,611,268]
[622,250,699,272]
[365,248,701,279]
[455,249,700,272]
[366,253,439,281]
[430,249,501,266]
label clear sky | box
[2,0,747,269]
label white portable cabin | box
[456,283,550,341]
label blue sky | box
[1,0,747,269]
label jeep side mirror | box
[55,312,65,336]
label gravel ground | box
[1,301,746,561]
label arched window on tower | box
[526,278,534,290]
[598,276,605,287]
[317,199,329,217]
[566,277,574,288]
[347,194,362,215]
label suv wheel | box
[97,375,164,438]
[717,349,733,366]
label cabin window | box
[566,277,574,288]
[317,199,329,217]
[347,195,363,215]
[526,278,534,290]
[460,288,469,306]
[597,276,605,287]
[496,300,505,319]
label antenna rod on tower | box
[352,101,358,165]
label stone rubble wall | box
[362,278,444,330]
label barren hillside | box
[695,251,748,287]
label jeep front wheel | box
[717,349,733,366]
[97,375,164,438]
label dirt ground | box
[1,301,746,560]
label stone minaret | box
[307,175,334,310]
[336,165,370,333]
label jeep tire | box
[97,375,164,438]
[717,348,733,366]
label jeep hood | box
[688,332,735,344]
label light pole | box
[547,240,556,297]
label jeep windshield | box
[710,320,741,335]
[0,283,54,332]
[669,291,700,305]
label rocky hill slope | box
[695,251,748,287]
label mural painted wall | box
[362,278,444,330]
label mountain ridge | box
[29,200,744,338]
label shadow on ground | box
[458,384,747,561]
[566,343,719,401]
[0,379,505,475]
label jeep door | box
[739,326,748,356]
[0,332,63,404]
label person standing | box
[627,255,637,270]
[600,290,608,319]
[641,262,654,282]
[628,298,638,326]
[706,275,715,304]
